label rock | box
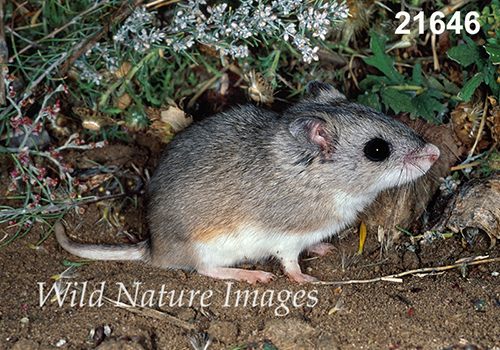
[316,331,342,350]
[208,321,238,343]
[264,318,316,349]
[12,339,40,350]
[95,340,145,350]
[176,307,196,322]
[402,250,420,270]
[443,174,500,248]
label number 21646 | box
[395,11,480,35]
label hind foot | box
[198,267,274,284]
[282,259,319,283]
[287,270,319,283]
[307,242,333,256]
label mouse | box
[55,81,440,283]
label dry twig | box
[312,256,500,285]
[101,296,196,331]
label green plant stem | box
[387,85,422,91]
[386,85,460,100]
[8,0,108,61]
[99,49,158,107]
[0,190,140,219]
[0,226,23,247]
[396,226,413,236]
[268,48,281,87]
[37,216,65,245]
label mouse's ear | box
[307,81,346,102]
[289,117,336,159]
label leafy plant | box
[477,149,500,176]
[447,0,500,102]
[479,0,500,64]
[447,35,500,102]
[358,30,453,124]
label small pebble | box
[56,339,67,347]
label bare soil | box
[1,136,500,350]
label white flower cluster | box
[74,42,118,85]
[87,42,118,72]
[73,60,105,86]
[72,1,348,83]
[169,0,349,63]
[74,7,167,85]
[113,6,166,53]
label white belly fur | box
[195,225,331,268]
[195,191,373,268]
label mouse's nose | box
[424,144,440,164]
[404,143,440,177]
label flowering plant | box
[77,0,349,87]
[167,0,349,63]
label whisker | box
[380,169,410,253]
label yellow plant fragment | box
[358,221,367,255]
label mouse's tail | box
[54,222,149,262]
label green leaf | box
[483,62,500,98]
[103,108,126,115]
[446,36,483,67]
[484,71,491,85]
[359,75,393,91]
[487,37,500,46]
[409,64,424,86]
[459,72,484,102]
[380,88,415,114]
[263,343,278,350]
[363,30,405,85]
[411,89,445,123]
[424,76,444,91]
[424,75,461,95]
[62,259,89,267]
[357,92,382,111]
[447,44,482,67]
[484,44,500,64]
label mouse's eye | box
[364,138,391,162]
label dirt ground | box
[1,136,500,350]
